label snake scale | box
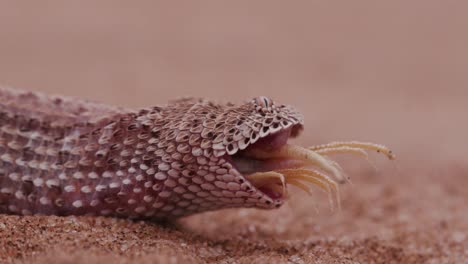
[0,87,394,219]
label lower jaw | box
[235,158,307,200]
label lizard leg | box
[244,144,347,183]
[309,141,395,160]
[279,169,340,210]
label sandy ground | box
[0,1,467,263]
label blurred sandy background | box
[0,1,467,263]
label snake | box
[0,87,395,219]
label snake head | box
[212,96,303,208]
[153,96,306,215]
[144,96,392,217]
[209,96,306,209]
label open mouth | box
[227,125,395,209]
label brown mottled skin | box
[0,87,304,219]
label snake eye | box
[253,96,273,108]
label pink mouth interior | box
[228,125,304,200]
[251,128,292,150]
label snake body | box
[0,87,304,219]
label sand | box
[0,1,467,263]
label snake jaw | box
[228,126,395,209]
